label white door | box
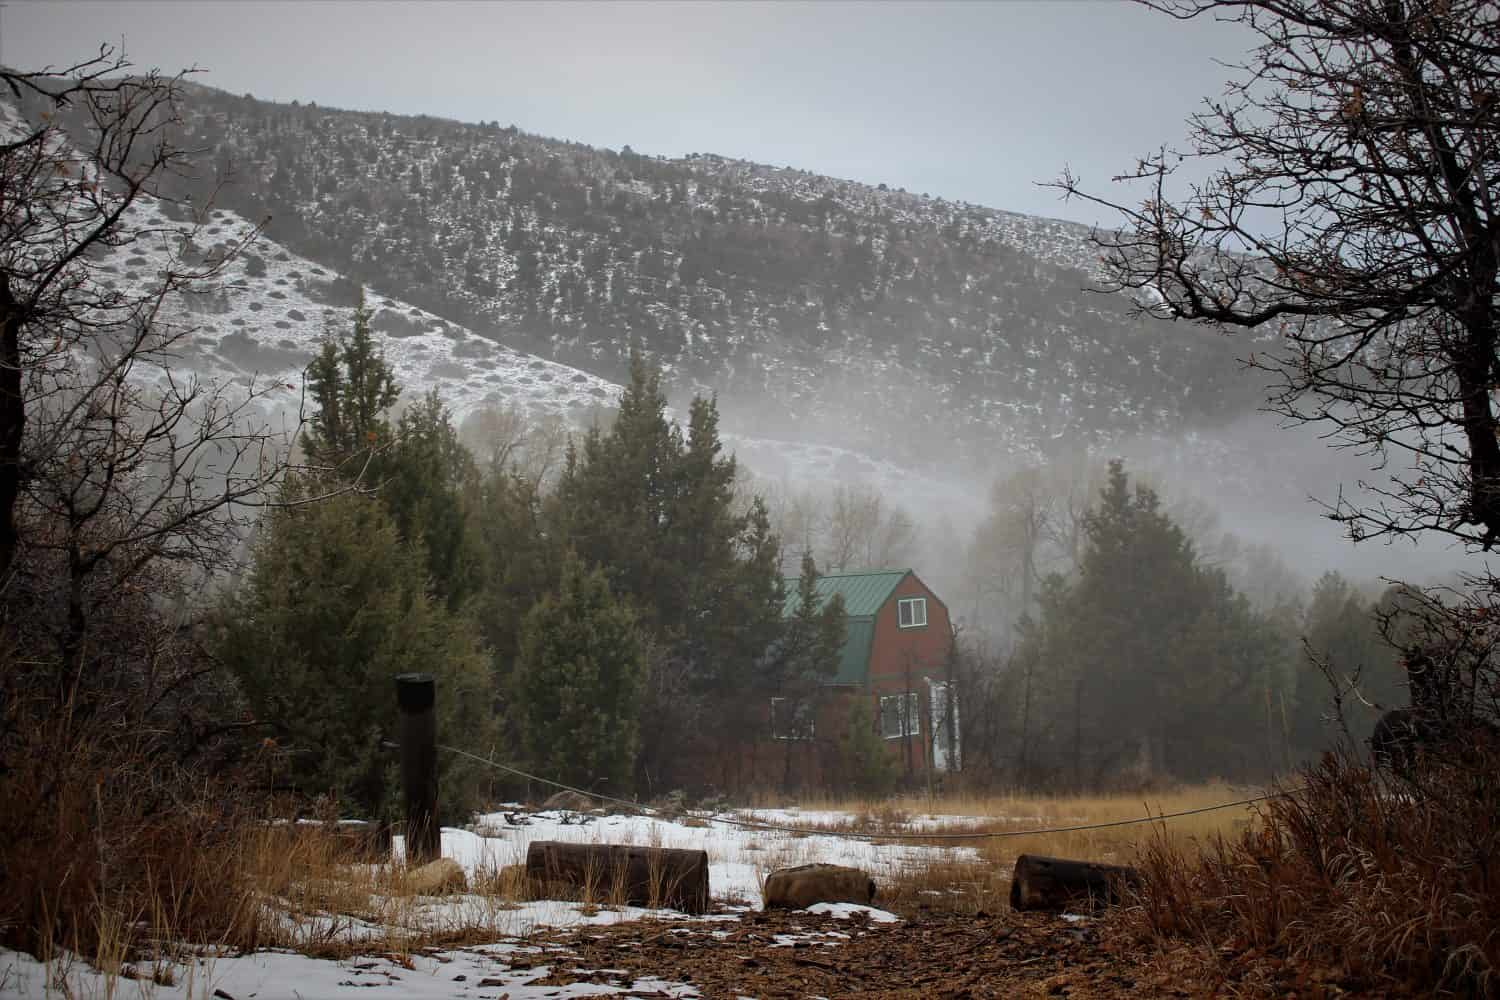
[928,680,960,772]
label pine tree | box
[304,288,400,475]
[511,553,645,794]
[839,696,896,796]
[769,551,847,695]
[554,353,681,634]
[217,483,494,818]
[382,389,479,608]
[765,552,846,789]
[552,352,788,787]
[472,467,561,685]
[1022,460,1288,784]
[306,300,478,608]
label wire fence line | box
[439,743,1301,843]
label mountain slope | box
[128,85,1261,468]
[98,202,624,422]
[97,196,989,528]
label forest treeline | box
[210,300,1407,814]
[957,462,1408,785]
[216,296,848,820]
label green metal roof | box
[781,570,911,686]
[780,569,910,619]
[833,619,876,686]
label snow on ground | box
[803,903,901,924]
[0,943,702,1000]
[1,806,928,998]
[456,807,977,907]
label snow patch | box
[803,902,901,924]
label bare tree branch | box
[1052,0,1500,550]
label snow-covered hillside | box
[104,199,993,527]
[106,203,624,421]
[103,85,1269,472]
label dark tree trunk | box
[0,276,23,585]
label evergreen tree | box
[511,553,645,794]
[1291,573,1403,754]
[217,483,495,818]
[552,353,787,787]
[767,552,847,696]
[554,353,681,634]
[306,302,477,608]
[472,467,561,682]
[1066,460,1203,774]
[838,697,897,796]
[304,289,400,474]
[383,389,479,608]
[1021,460,1288,784]
[765,552,846,788]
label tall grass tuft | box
[0,717,271,963]
[1127,749,1500,997]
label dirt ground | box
[517,907,1411,999]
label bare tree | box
[0,49,293,717]
[780,485,827,573]
[1040,454,1106,574]
[968,466,1052,620]
[459,403,569,485]
[1055,0,1500,550]
[824,482,915,572]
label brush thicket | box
[1124,750,1500,997]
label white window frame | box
[770,696,815,741]
[897,597,928,629]
[879,692,920,740]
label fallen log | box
[1008,854,1139,912]
[524,840,710,914]
[763,863,876,910]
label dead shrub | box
[0,713,272,963]
[0,528,279,963]
[1128,749,1500,997]
[870,859,1010,916]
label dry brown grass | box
[3,762,1297,994]
[4,743,571,992]
[731,784,1264,918]
[872,858,1013,915]
[0,724,265,965]
[749,783,1254,837]
[1124,751,1500,998]
[238,825,595,959]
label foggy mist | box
[13,3,1500,993]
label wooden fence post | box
[396,672,439,865]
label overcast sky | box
[10,1,1252,223]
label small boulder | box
[763,863,876,910]
[542,790,595,812]
[407,857,467,896]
